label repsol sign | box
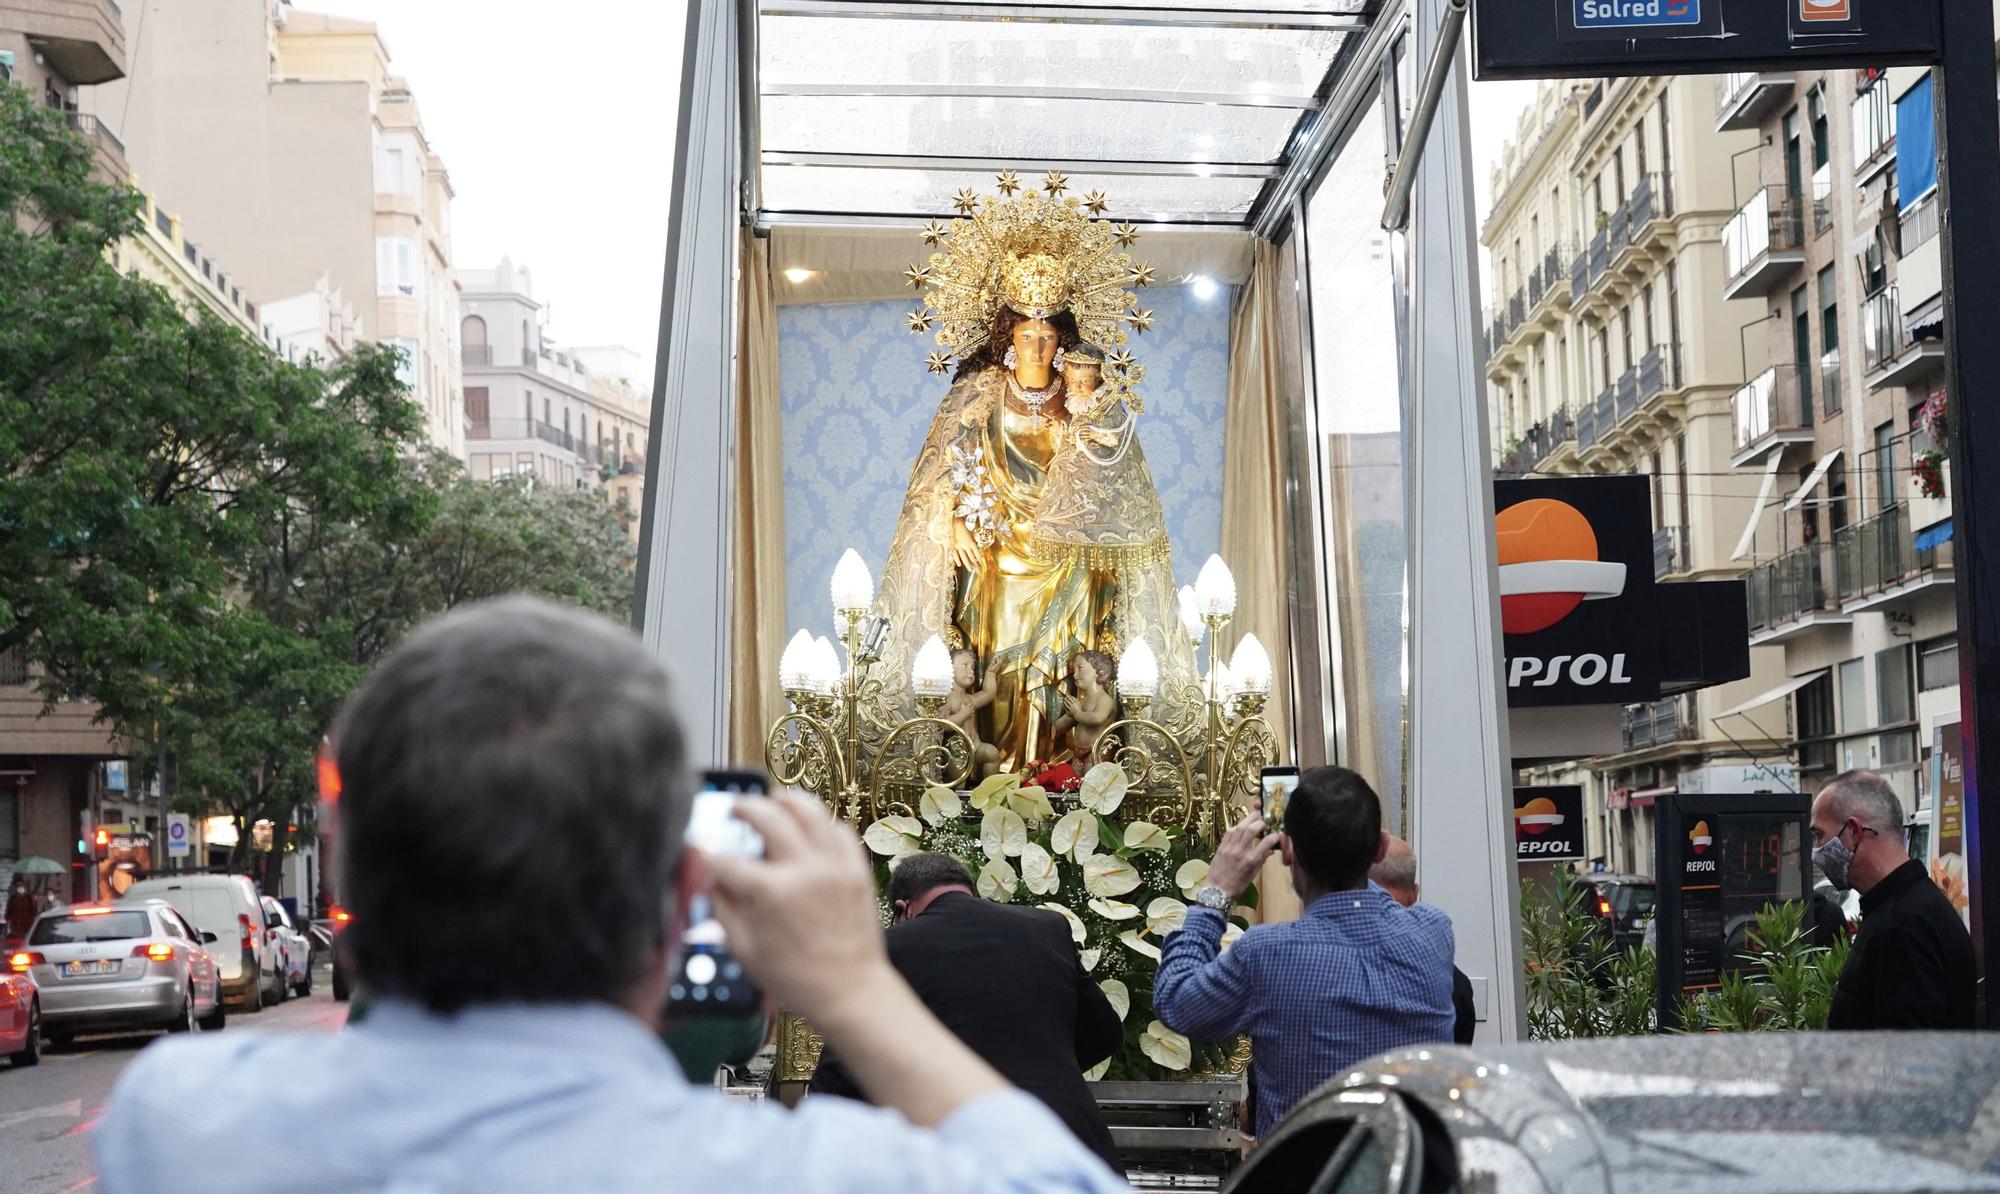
[1507,653,1634,689]
[1685,859,1716,874]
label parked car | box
[262,897,312,998]
[10,900,224,1045]
[120,875,283,1010]
[0,967,40,1068]
[328,904,353,1003]
[1226,1034,2000,1193]
[1579,874,1654,952]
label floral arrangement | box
[1913,391,1950,500]
[863,764,1254,1080]
[1914,450,1947,500]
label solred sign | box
[1800,0,1851,21]
[1512,786,1586,862]
[1573,0,1700,31]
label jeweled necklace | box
[1007,372,1062,420]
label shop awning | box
[1628,786,1673,807]
[1915,519,1954,552]
[1784,448,1842,511]
[1733,451,1786,561]
[1713,669,1828,720]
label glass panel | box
[759,165,1261,219]
[762,95,1303,163]
[1305,92,1407,811]
[761,16,1348,99]
[1838,658,1867,732]
[1879,645,1915,725]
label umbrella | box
[11,857,64,877]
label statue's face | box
[953,651,974,688]
[1010,319,1061,371]
[1073,659,1098,693]
[1062,362,1102,394]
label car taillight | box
[7,952,42,973]
[1597,897,1613,917]
[330,906,352,930]
[134,943,174,962]
[239,914,255,949]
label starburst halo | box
[906,173,1154,370]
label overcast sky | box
[313,0,689,383]
[309,2,1529,376]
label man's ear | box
[1280,836,1296,868]
[668,849,708,957]
[1373,831,1390,867]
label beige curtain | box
[729,232,788,767]
[1222,240,1303,925]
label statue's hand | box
[1084,426,1120,449]
[951,522,983,571]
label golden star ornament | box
[904,263,932,290]
[1126,305,1155,334]
[921,219,951,246]
[951,188,981,214]
[1042,170,1070,197]
[995,170,1023,196]
[1081,189,1110,216]
[926,351,951,374]
[1112,222,1140,247]
[907,308,936,333]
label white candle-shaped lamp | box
[911,635,955,698]
[1119,638,1160,699]
[813,635,842,694]
[830,549,874,615]
[779,629,817,692]
[1210,657,1236,701]
[1177,584,1204,644]
[1231,633,1273,695]
[1195,554,1237,619]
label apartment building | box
[461,260,652,497]
[1483,77,1791,874]
[105,0,465,457]
[1718,65,1956,837]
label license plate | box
[59,960,119,977]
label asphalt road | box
[0,966,345,1194]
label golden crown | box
[905,173,1154,374]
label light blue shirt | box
[92,998,1132,1194]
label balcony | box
[1614,367,1639,423]
[1862,287,1946,389]
[1623,697,1695,753]
[1571,229,1611,308]
[1819,350,1842,417]
[1497,406,1576,475]
[1538,244,1571,313]
[461,344,493,367]
[1653,525,1692,579]
[1621,174,1673,257]
[1834,504,1953,614]
[1852,82,1897,185]
[1722,188,1806,300]
[1637,343,1681,405]
[466,418,606,469]
[1716,71,1794,132]
[1746,543,1848,645]
[21,0,127,85]
[1730,365,1814,467]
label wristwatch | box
[1191,885,1232,911]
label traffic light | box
[94,827,110,859]
[77,810,93,857]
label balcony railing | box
[461,344,493,367]
[1820,350,1842,417]
[1746,543,1837,633]
[1608,205,1631,258]
[1588,228,1608,286]
[1638,343,1680,403]
[1626,172,1672,231]
[1623,697,1694,752]
[1497,406,1577,475]
[1811,164,1833,236]
[1716,72,1794,131]
[1852,82,1896,179]
[522,348,538,367]
[65,112,125,160]
[466,418,605,467]
[1901,191,1940,252]
[1653,525,1691,578]
[1834,504,1952,605]
[1723,187,1806,292]
[1615,367,1639,422]
[1731,365,1811,459]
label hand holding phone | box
[669,770,767,1017]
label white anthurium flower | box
[1083,853,1142,899]
[1007,785,1057,825]
[980,808,1028,859]
[1100,978,1131,1022]
[1175,859,1210,897]
[1088,897,1142,922]
[977,858,1020,902]
[1078,762,1128,815]
[918,784,962,827]
[967,773,1020,813]
[1079,948,1102,973]
[1040,902,1087,945]
[1119,930,1162,961]
[1052,809,1099,861]
[862,815,925,860]
[1019,843,1060,896]
[1145,897,1189,938]
[1220,922,1246,952]
[1140,1021,1192,1071]
[1123,821,1171,852]
[1083,1058,1111,1082]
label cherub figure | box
[1050,650,1119,762]
[941,647,1002,778]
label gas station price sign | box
[1655,793,1812,1025]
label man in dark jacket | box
[1369,836,1476,1045]
[1813,769,1975,1030]
[810,854,1124,1171]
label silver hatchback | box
[11,900,226,1043]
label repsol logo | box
[1686,859,1716,873]
[1519,839,1576,855]
[1506,653,1634,688]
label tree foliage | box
[1,85,636,873]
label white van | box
[120,875,283,1010]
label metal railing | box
[1497,406,1577,475]
[1900,191,1940,252]
[1746,542,1836,632]
[1608,205,1631,258]
[65,112,125,160]
[1820,349,1842,416]
[1626,172,1672,233]
[466,419,605,467]
[1623,697,1694,752]
[1615,367,1639,422]
[1588,228,1608,285]
[1862,287,1904,374]
[1570,247,1590,305]
[1834,504,1951,604]
[1576,398,1600,453]
[1723,187,1805,283]
[1638,343,1680,403]
[461,344,493,367]
[1852,82,1896,174]
[1731,365,1809,455]
[1653,525,1691,578]
[1716,72,1763,114]
[1811,164,1833,236]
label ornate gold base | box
[777,1012,827,1083]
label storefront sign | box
[166,813,192,860]
[1513,786,1586,862]
[1934,721,1969,927]
[1572,0,1700,32]
[1654,793,1812,1026]
[1676,763,1800,795]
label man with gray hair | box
[1812,769,1974,1030]
[1368,836,1476,1044]
[92,598,1128,1193]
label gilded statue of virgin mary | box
[868,175,1198,767]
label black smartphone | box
[1260,766,1300,828]
[669,769,767,1017]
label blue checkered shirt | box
[1154,885,1457,1137]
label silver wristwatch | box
[1191,885,1231,911]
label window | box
[1875,422,1897,510]
[1827,458,1850,531]
[1640,284,1656,352]
[1665,262,1682,354]
[1852,78,1896,167]
[1862,229,1889,295]
[1791,285,1814,414]
[1783,108,1804,198]
[1618,308,1633,373]
[385,338,418,388]
[1808,87,1830,170]
[543,398,552,424]
[1878,646,1915,726]
[1650,451,1664,527]
[1796,671,1835,745]
[1596,329,1612,391]
[1837,658,1868,732]
[384,147,406,192]
[376,237,420,297]
[1818,266,1839,354]
[1919,635,1959,692]
[1675,432,1690,532]
[1656,91,1673,177]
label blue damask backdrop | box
[778,285,1233,639]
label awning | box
[1714,669,1828,720]
[1628,786,1673,807]
[1785,448,1842,511]
[1733,451,1786,561]
[1915,519,1953,552]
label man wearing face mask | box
[1813,769,1975,1030]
